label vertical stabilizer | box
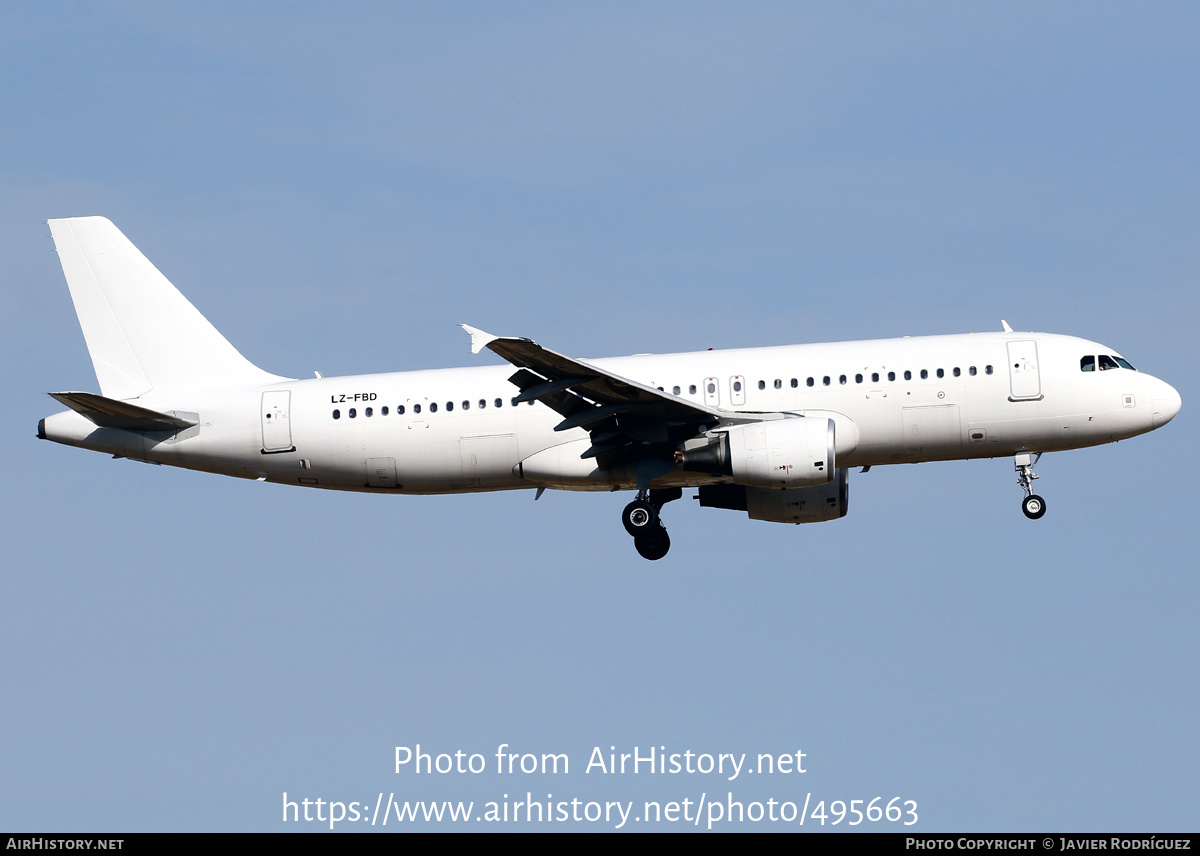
[48,217,284,399]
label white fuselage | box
[41,330,1181,495]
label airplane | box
[38,216,1182,560]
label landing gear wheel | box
[622,499,659,536]
[1022,494,1047,520]
[634,526,671,561]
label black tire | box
[622,499,658,537]
[1022,494,1047,519]
[634,527,671,561]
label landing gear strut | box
[1015,452,1046,520]
[622,487,680,560]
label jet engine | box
[697,467,850,524]
[680,417,835,489]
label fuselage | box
[40,330,1181,495]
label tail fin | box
[48,217,284,400]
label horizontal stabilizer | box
[48,392,197,431]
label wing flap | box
[505,368,592,420]
[513,375,594,403]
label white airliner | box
[39,217,1181,560]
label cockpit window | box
[1086,354,1136,371]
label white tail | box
[48,217,283,400]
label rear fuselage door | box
[261,390,294,452]
[1006,340,1042,401]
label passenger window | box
[689,385,697,394]
[969,367,976,376]
[757,380,765,390]
[774,379,782,389]
[823,376,831,386]
[414,404,421,414]
[985,365,994,375]
[887,371,895,381]
[382,406,389,416]
[733,380,742,392]
[398,405,406,414]
[511,397,519,406]
[937,369,945,379]
[707,382,716,394]
[904,370,911,380]
[673,386,680,395]
[839,375,847,385]
[790,378,798,388]
[349,408,357,418]
[953,367,961,377]
[446,402,454,411]
[430,403,437,413]
[807,377,814,387]
[462,400,469,410]
[920,370,928,379]
[495,398,502,408]
[855,374,863,383]
[332,409,340,419]
[871,372,879,382]
[479,399,486,409]
[365,407,373,417]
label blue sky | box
[2,2,1197,831]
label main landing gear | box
[622,487,680,561]
[1015,452,1047,520]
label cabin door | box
[1006,340,1042,401]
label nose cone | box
[1151,380,1182,428]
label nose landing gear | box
[1021,494,1046,519]
[1015,452,1046,519]
[621,487,680,560]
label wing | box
[461,325,723,460]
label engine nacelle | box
[697,467,850,524]
[682,417,835,489]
